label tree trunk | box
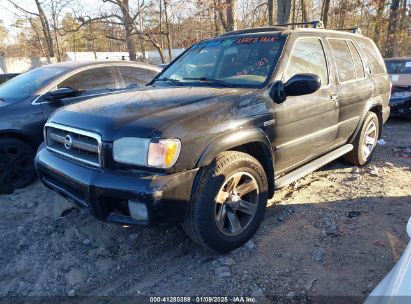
[213,0,220,35]
[164,0,172,62]
[277,0,291,24]
[34,0,54,59]
[226,0,237,31]
[268,0,274,25]
[117,0,137,61]
[374,0,386,49]
[301,0,307,22]
[385,0,400,58]
[321,0,330,28]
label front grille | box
[45,122,101,167]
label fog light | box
[128,200,148,221]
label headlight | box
[113,137,181,168]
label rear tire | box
[182,151,268,253]
[343,112,379,166]
[0,138,36,194]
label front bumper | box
[389,97,411,118]
[35,147,199,226]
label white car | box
[365,217,411,304]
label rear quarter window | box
[347,41,365,79]
[356,38,386,75]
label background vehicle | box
[385,57,411,118]
[365,217,411,304]
[35,22,390,252]
[0,61,161,194]
[0,73,20,85]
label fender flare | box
[348,99,383,143]
[196,127,275,197]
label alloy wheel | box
[214,172,259,236]
[362,120,378,161]
[0,146,33,188]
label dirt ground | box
[1,118,410,303]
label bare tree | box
[277,0,291,24]
[7,0,55,59]
[321,0,330,28]
[268,0,274,25]
[385,0,400,57]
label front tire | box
[0,138,36,194]
[343,111,380,166]
[182,151,268,253]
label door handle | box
[330,94,339,101]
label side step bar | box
[274,144,353,189]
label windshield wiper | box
[155,77,182,86]
[182,77,231,87]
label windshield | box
[0,67,67,102]
[385,60,411,74]
[156,34,287,88]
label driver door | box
[39,66,116,119]
[273,36,339,175]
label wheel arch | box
[196,128,275,198]
[349,102,383,143]
[0,130,39,150]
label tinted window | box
[58,67,114,95]
[284,38,328,87]
[329,39,356,82]
[157,34,286,88]
[348,41,365,78]
[356,38,386,75]
[118,66,156,89]
[0,67,67,102]
[385,60,411,74]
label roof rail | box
[219,20,324,37]
[276,20,324,29]
[219,26,288,37]
[333,27,362,34]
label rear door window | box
[328,39,356,82]
[284,38,329,87]
[348,41,365,79]
[58,67,115,96]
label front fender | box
[196,127,275,198]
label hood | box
[50,86,257,141]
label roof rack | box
[333,27,362,34]
[276,20,324,29]
[219,26,288,37]
[219,20,324,37]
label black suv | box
[35,22,390,252]
[0,61,161,193]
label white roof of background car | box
[43,60,162,73]
[64,52,146,61]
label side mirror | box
[269,73,321,104]
[44,87,77,101]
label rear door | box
[273,36,339,175]
[40,66,116,118]
[327,38,373,143]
